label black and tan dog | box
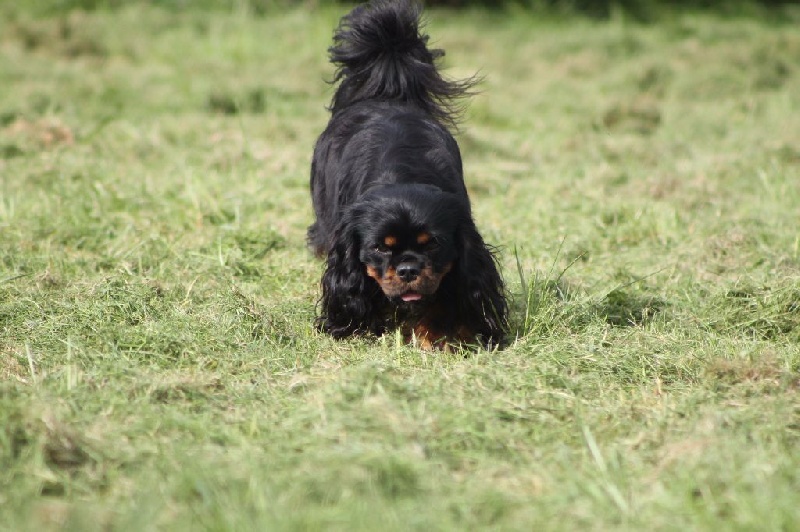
[308,0,507,349]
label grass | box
[1,2,799,530]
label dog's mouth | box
[389,289,431,305]
[400,291,423,302]
[365,263,452,303]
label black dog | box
[308,0,507,349]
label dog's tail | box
[328,0,475,126]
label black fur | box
[309,0,507,348]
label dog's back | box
[308,0,474,255]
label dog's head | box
[358,184,458,304]
[317,184,506,345]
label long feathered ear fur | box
[454,219,508,347]
[316,208,385,338]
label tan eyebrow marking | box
[384,235,397,247]
[416,232,431,245]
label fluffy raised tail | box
[328,0,475,126]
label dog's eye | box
[373,244,390,254]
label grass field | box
[1,2,799,530]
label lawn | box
[1,2,798,530]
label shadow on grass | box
[598,287,667,327]
[510,254,669,342]
[707,283,800,342]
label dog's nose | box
[396,262,421,282]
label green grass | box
[1,3,799,530]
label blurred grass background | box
[5,0,800,19]
[1,0,798,529]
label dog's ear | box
[454,218,508,347]
[317,206,384,338]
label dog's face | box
[319,182,506,345]
[354,185,461,305]
[361,222,455,304]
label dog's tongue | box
[401,292,422,302]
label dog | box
[308,0,507,350]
